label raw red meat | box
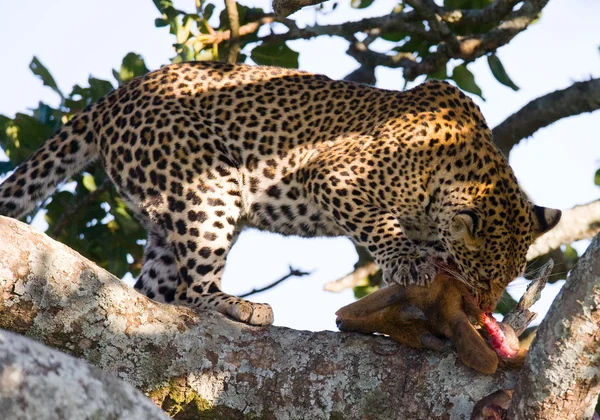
[482,313,520,359]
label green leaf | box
[64,85,90,111]
[251,42,299,68]
[351,0,375,8]
[564,244,578,260]
[452,64,484,100]
[218,3,262,30]
[380,31,407,42]
[203,4,215,20]
[0,113,54,161]
[426,64,448,80]
[487,54,519,91]
[353,284,379,299]
[154,18,169,27]
[29,57,64,99]
[88,77,114,101]
[152,0,175,14]
[116,53,150,85]
[594,168,600,186]
[82,174,97,192]
[393,35,429,55]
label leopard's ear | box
[532,205,561,238]
[450,209,481,251]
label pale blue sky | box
[0,0,598,331]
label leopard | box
[0,61,561,326]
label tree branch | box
[0,329,168,419]
[238,266,310,298]
[0,216,517,418]
[348,0,548,80]
[188,0,544,82]
[199,15,278,45]
[509,232,600,419]
[261,12,437,46]
[405,0,455,42]
[493,78,600,156]
[272,0,328,17]
[437,0,522,26]
[527,199,600,261]
[267,0,524,44]
[225,0,241,63]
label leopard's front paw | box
[386,255,438,286]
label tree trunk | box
[0,216,516,418]
[509,233,600,419]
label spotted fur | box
[0,61,561,324]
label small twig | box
[51,178,111,237]
[239,266,311,298]
[225,0,241,63]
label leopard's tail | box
[0,109,98,219]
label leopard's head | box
[442,184,561,312]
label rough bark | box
[0,216,516,418]
[509,233,600,419]
[492,78,600,157]
[0,329,168,420]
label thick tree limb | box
[0,216,516,418]
[261,12,437,46]
[527,199,600,261]
[493,78,600,156]
[509,232,600,419]
[0,329,168,420]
